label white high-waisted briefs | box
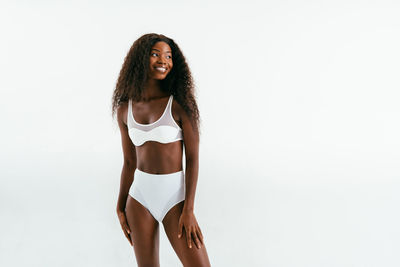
[128,168,186,222]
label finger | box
[197,225,203,237]
[193,233,201,249]
[118,213,133,246]
[119,213,131,235]
[186,227,192,248]
[178,221,183,238]
[120,220,130,234]
[122,221,131,235]
[197,227,204,245]
[123,229,133,246]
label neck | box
[141,79,167,102]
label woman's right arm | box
[116,103,137,246]
[116,103,137,213]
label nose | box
[157,56,167,65]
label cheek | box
[148,61,155,70]
[149,57,157,65]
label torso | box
[123,95,184,174]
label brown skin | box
[116,41,211,266]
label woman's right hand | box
[117,209,133,246]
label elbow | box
[185,156,198,165]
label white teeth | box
[155,67,166,72]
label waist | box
[135,168,184,177]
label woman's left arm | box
[175,100,204,249]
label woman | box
[111,33,211,266]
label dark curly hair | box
[111,33,201,135]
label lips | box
[154,66,167,73]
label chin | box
[154,73,169,79]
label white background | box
[1,1,399,266]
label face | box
[148,41,173,79]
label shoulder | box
[172,96,193,129]
[171,96,184,114]
[171,96,187,120]
[116,101,129,126]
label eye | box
[166,55,172,59]
[151,52,158,56]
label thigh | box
[162,201,211,267]
[125,195,160,267]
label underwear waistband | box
[135,168,184,177]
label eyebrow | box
[151,48,172,53]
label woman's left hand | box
[178,210,204,249]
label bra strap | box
[127,99,132,128]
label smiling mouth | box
[154,67,167,73]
